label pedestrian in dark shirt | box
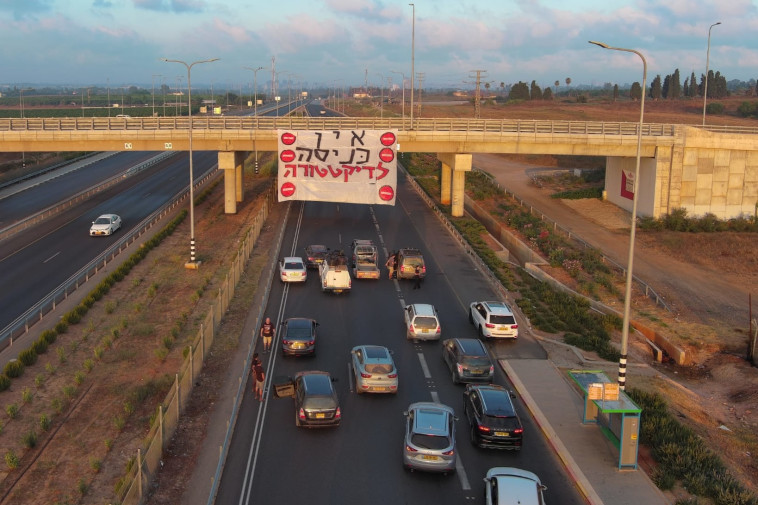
[412,265,422,289]
[252,359,265,401]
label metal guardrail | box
[0,166,219,352]
[0,152,102,191]
[0,152,176,242]
[0,116,728,136]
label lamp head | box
[589,40,610,49]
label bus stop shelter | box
[568,370,642,470]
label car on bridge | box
[89,214,122,236]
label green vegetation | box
[638,207,758,233]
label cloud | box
[0,0,54,20]
[133,0,207,13]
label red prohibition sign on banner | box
[281,182,296,197]
[380,132,396,146]
[378,185,395,201]
[379,148,395,163]
[280,150,295,162]
[281,132,296,145]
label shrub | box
[6,403,19,419]
[31,337,49,355]
[105,300,117,314]
[83,359,94,372]
[22,429,37,448]
[90,457,102,472]
[22,388,33,404]
[40,329,58,345]
[4,359,24,378]
[62,385,76,399]
[56,346,67,364]
[39,414,51,431]
[74,371,85,385]
[34,373,45,388]
[0,375,10,392]
[5,450,19,470]
[54,321,68,334]
[17,349,37,367]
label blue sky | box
[1,0,756,92]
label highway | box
[215,175,584,505]
[0,151,217,333]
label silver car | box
[279,256,307,283]
[403,303,441,341]
[484,467,547,505]
[403,402,457,473]
[351,345,398,394]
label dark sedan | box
[294,371,341,428]
[304,244,329,269]
[281,317,318,356]
[442,338,494,384]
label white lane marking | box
[417,353,431,379]
[430,390,440,403]
[43,252,61,263]
[347,361,355,393]
[456,457,471,490]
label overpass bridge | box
[1,116,756,219]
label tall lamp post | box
[409,3,415,128]
[152,74,162,117]
[702,21,721,127]
[244,65,265,174]
[376,73,385,118]
[391,70,407,119]
[589,40,647,391]
[161,57,220,268]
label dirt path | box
[472,153,755,333]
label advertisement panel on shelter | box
[277,129,397,205]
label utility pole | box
[467,69,487,119]
[271,56,276,101]
[416,72,425,118]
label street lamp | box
[391,70,407,119]
[409,3,415,128]
[152,74,162,117]
[376,73,385,118]
[589,40,647,391]
[702,22,722,127]
[161,57,220,268]
[244,65,265,174]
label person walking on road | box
[252,359,265,401]
[412,265,422,290]
[260,317,275,353]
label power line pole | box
[416,72,425,117]
[467,69,487,119]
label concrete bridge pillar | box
[440,162,452,205]
[437,153,472,217]
[219,151,245,214]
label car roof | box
[296,371,334,395]
[408,402,453,434]
[480,301,514,314]
[354,345,392,362]
[352,239,374,246]
[454,338,488,355]
[486,467,543,505]
[97,214,118,219]
[283,256,304,262]
[409,303,436,316]
[472,386,517,416]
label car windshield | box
[410,433,450,450]
[365,363,393,374]
[303,396,336,410]
[461,356,492,367]
[484,415,521,430]
[413,316,438,329]
[284,261,302,270]
[490,314,516,325]
[94,217,111,225]
[286,322,312,338]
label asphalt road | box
[0,151,217,333]
[215,175,582,505]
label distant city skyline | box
[1,0,756,91]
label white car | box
[351,345,398,394]
[469,301,519,339]
[484,467,547,505]
[279,257,307,283]
[403,303,441,341]
[90,214,122,236]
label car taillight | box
[514,428,524,434]
[282,339,290,345]
[409,324,415,333]
[348,279,352,288]
[360,372,372,378]
[512,324,518,329]
[335,407,341,419]
[456,364,463,374]
[489,365,494,374]
[485,323,495,328]
[388,373,398,378]
[436,326,441,333]
[308,339,315,345]
[422,266,426,273]
[298,408,306,420]
[442,449,454,456]
[405,445,417,452]
[478,425,491,433]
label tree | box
[554,80,560,95]
[499,82,505,96]
[662,74,671,99]
[543,87,553,100]
[683,77,689,98]
[508,81,530,101]
[530,80,543,100]
[613,84,619,101]
[650,75,662,100]
[630,81,642,101]
[670,69,681,99]
[565,77,571,96]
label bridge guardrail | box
[0,166,219,353]
[6,116,745,136]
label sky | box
[1,0,757,93]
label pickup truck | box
[350,239,380,280]
[320,250,352,293]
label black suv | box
[294,371,341,428]
[395,248,426,280]
[463,384,523,450]
[442,338,494,384]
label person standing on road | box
[252,360,265,401]
[386,252,396,280]
[412,265,422,290]
[260,317,275,353]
